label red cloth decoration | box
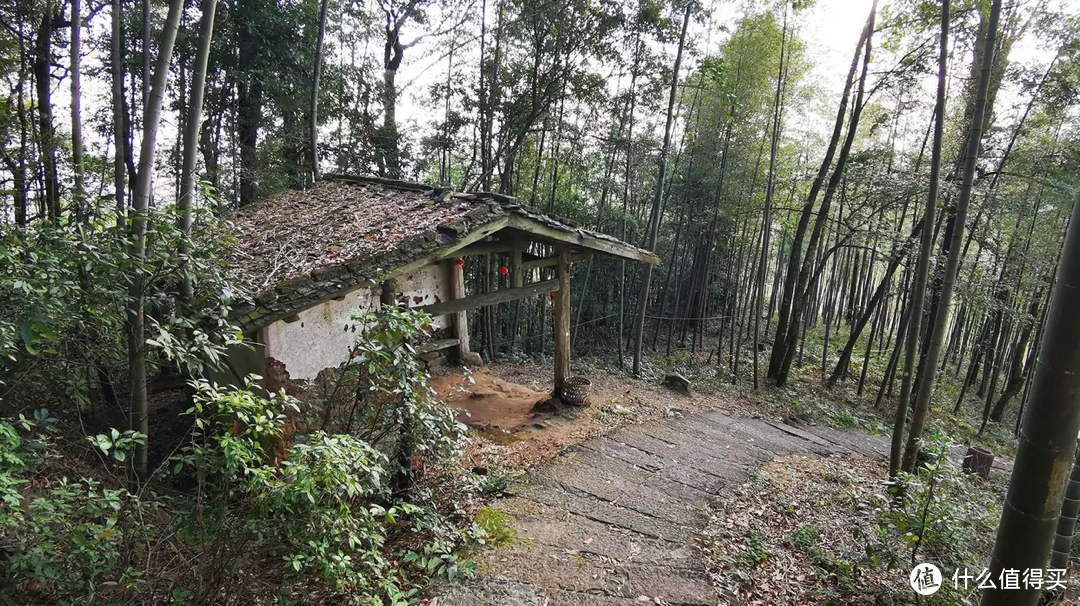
[456,258,465,266]
[500,266,508,275]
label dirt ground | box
[429,370,551,433]
[432,361,757,473]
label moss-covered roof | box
[225,175,656,331]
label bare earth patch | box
[452,361,757,471]
[430,368,550,433]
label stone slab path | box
[436,412,899,606]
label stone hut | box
[222,174,658,394]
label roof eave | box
[504,214,661,265]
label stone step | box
[435,412,882,606]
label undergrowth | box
[0,310,489,605]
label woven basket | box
[560,376,591,406]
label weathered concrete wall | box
[259,263,450,380]
[209,341,267,388]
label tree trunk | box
[631,3,690,375]
[34,5,60,222]
[128,0,185,479]
[829,220,924,386]
[775,1,877,386]
[8,9,30,226]
[381,11,405,179]
[236,0,262,206]
[178,0,217,304]
[989,296,1039,422]
[753,14,787,390]
[70,0,85,222]
[876,270,912,408]
[112,0,128,219]
[310,0,329,181]
[980,194,1080,606]
[1049,443,1080,570]
[889,0,949,477]
[901,0,1000,473]
[768,9,870,381]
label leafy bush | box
[738,532,769,566]
[0,205,240,411]
[876,429,1002,602]
[174,378,407,601]
[0,410,166,604]
[307,307,468,492]
[787,524,822,552]
[1,377,481,604]
[1,304,485,604]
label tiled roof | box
[225,175,655,331]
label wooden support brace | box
[521,252,591,271]
[414,278,560,317]
[446,259,470,358]
[439,239,517,259]
[416,338,460,355]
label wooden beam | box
[445,259,470,357]
[553,249,571,394]
[506,215,660,265]
[414,278,560,317]
[438,239,515,259]
[521,252,590,271]
[386,216,511,279]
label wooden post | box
[486,253,497,355]
[511,243,524,288]
[554,248,571,395]
[446,259,470,359]
[510,242,523,349]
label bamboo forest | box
[3,0,1080,603]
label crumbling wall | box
[260,263,450,380]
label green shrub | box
[787,524,821,552]
[1,312,483,604]
[739,532,769,566]
[0,410,164,604]
[877,429,1001,603]
[0,206,241,411]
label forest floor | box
[425,356,1069,605]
